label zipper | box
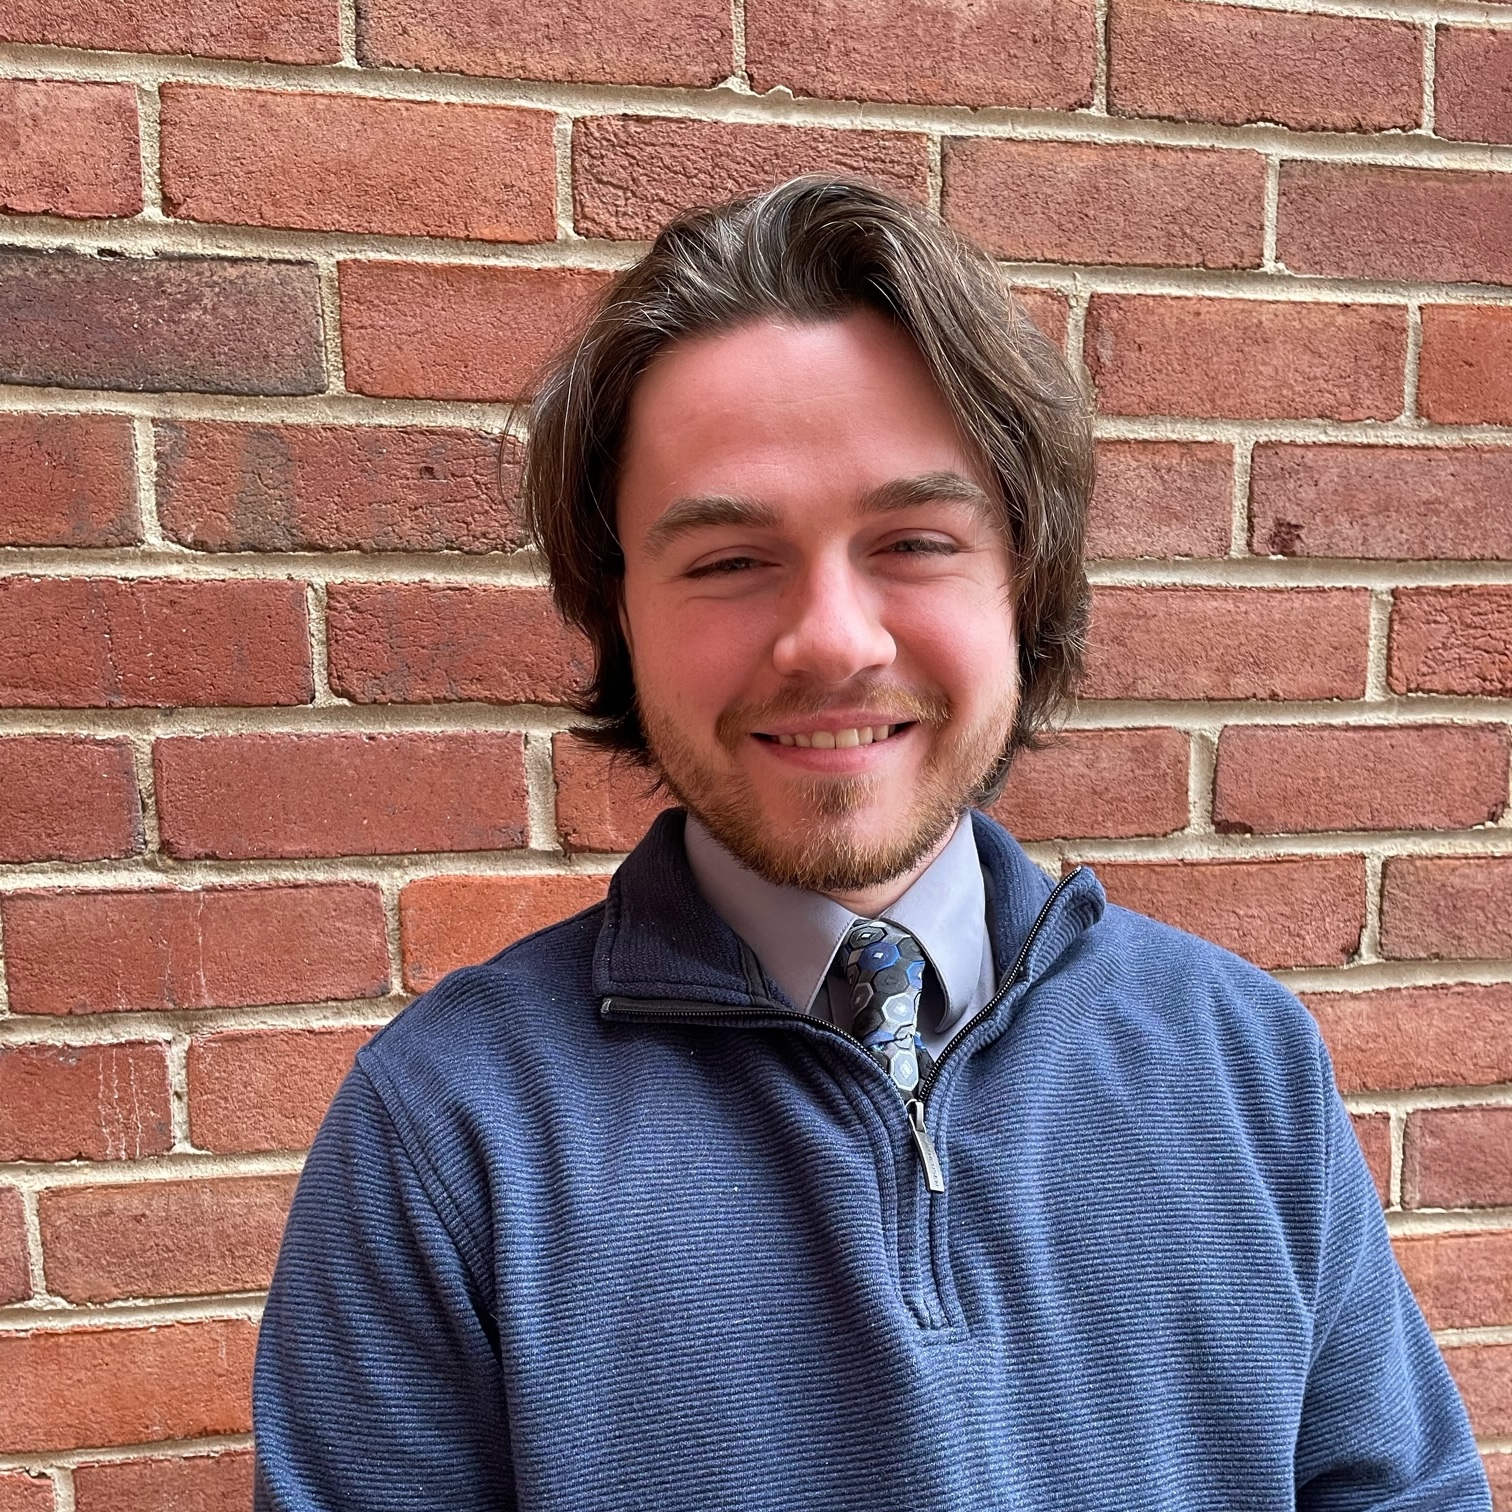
[602,865,1087,1194]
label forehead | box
[616,310,990,533]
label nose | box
[771,553,896,684]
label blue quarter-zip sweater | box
[254,810,1489,1511]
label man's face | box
[616,309,1019,902]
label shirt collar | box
[683,813,988,1027]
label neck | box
[822,817,960,917]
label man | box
[254,178,1489,1510]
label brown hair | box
[522,175,1094,795]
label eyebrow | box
[642,471,995,558]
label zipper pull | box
[906,1098,945,1193]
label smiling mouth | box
[754,723,911,750]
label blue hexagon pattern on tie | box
[840,920,935,1096]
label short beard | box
[641,680,1014,894]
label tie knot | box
[839,921,931,1096]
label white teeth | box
[777,733,795,746]
[773,724,900,747]
[810,730,836,749]
[834,728,860,748]
[793,732,811,748]
[874,725,893,742]
[858,727,873,745]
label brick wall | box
[1,0,1509,1502]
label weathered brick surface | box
[0,1043,171,1163]
[1445,1344,1512,1440]
[340,263,613,402]
[745,0,1096,108]
[1278,164,1512,286]
[400,872,611,991]
[357,0,732,86]
[0,0,338,61]
[944,139,1264,269]
[161,88,556,242]
[0,414,139,547]
[1305,984,1512,1093]
[1010,288,1071,351]
[0,80,140,219]
[1395,1231,1512,1330]
[1390,587,1512,697]
[1108,0,1420,132]
[326,584,591,706]
[187,1026,376,1153]
[1091,856,1365,970]
[1405,1106,1512,1210]
[155,732,527,859]
[552,734,672,854]
[1350,1112,1391,1205]
[989,727,1188,841]
[1437,28,1512,145]
[0,1320,256,1452]
[1081,587,1369,701]
[0,577,311,708]
[1,884,388,1015]
[1485,1455,1512,1512]
[1381,857,1512,962]
[0,1474,51,1512]
[1418,307,1512,427]
[0,737,142,864]
[0,1186,29,1305]
[39,1176,295,1302]
[1084,296,1406,420]
[155,421,523,554]
[72,1453,253,1512]
[0,252,325,395]
[1249,445,1512,561]
[1085,441,1232,559]
[574,118,930,240]
[1214,724,1509,835]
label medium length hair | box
[522,175,1094,795]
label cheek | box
[893,592,1017,703]
[624,588,775,714]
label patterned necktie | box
[840,921,936,1098]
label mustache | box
[715,683,953,748]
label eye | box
[685,555,762,578]
[885,536,958,556]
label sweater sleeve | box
[252,1059,515,1511]
[1294,1049,1489,1511]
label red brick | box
[155,421,522,555]
[0,414,138,547]
[1391,587,1512,697]
[340,263,611,403]
[0,1187,29,1305]
[0,80,139,219]
[1012,288,1070,351]
[400,873,610,991]
[1444,1344,1512,1440]
[1250,444,1512,561]
[0,252,324,396]
[0,1319,255,1452]
[1405,1106,1512,1210]
[155,732,527,860]
[358,0,730,86]
[39,1175,295,1303]
[188,1025,375,1153]
[1488,1454,1512,1512]
[553,733,671,854]
[1086,441,1232,560]
[1436,28,1512,144]
[1214,724,1509,836]
[1418,306,1512,427]
[1351,1112,1392,1205]
[1093,856,1365,970]
[0,1043,171,1163]
[989,727,1188,841]
[1,884,388,1016]
[1278,163,1512,286]
[326,584,591,706]
[0,0,339,62]
[573,117,929,241]
[0,737,141,863]
[161,87,555,243]
[1382,856,1512,962]
[745,0,1096,109]
[1082,587,1369,701]
[1306,984,1512,1093]
[944,139,1264,269]
[1085,296,1405,421]
[1394,1231,1512,1330]
[0,1474,51,1512]
[1109,0,1420,132]
[73,1453,253,1512]
[0,577,310,709]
